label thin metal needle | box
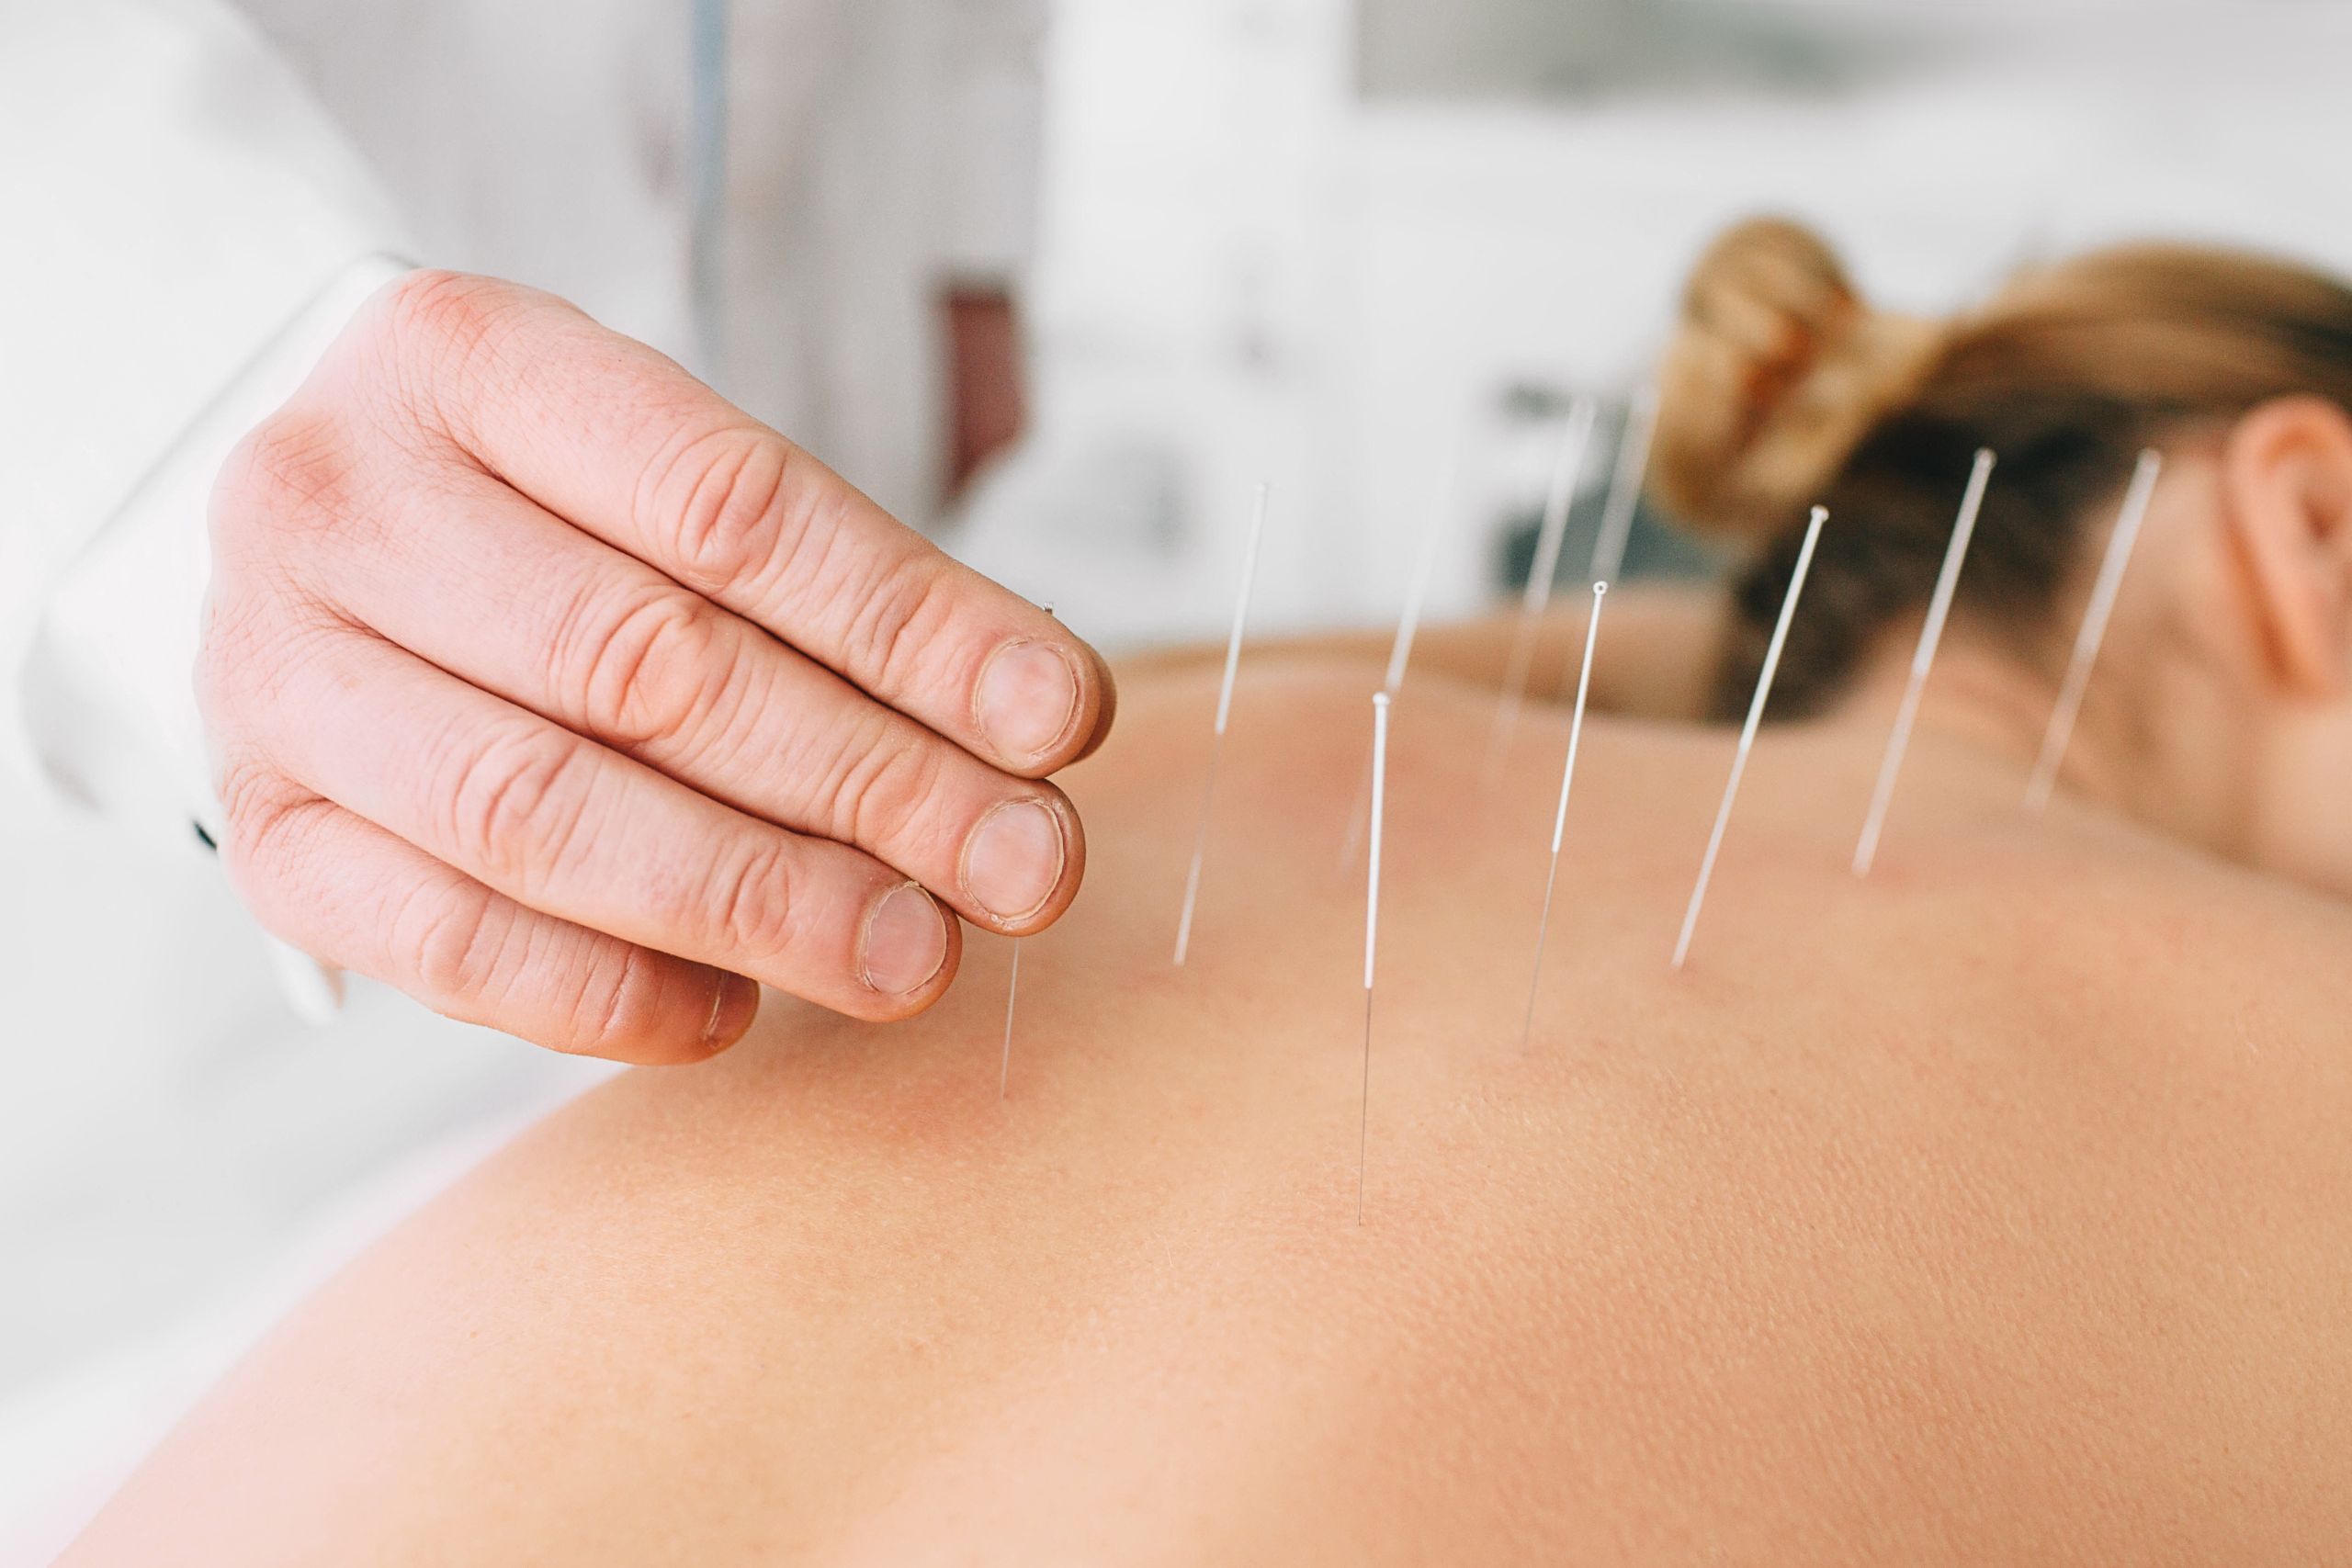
[1487,397,1599,775]
[2026,449,2163,813]
[1176,482,1272,965]
[997,938,1021,1101]
[1384,457,1453,696]
[1673,507,1827,972]
[1588,383,1659,588]
[1001,601,1057,1100]
[1854,448,1996,876]
[1522,582,1607,1048]
[1358,691,1392,1226]
[1342,444,1457,866]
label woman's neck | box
[1818,636,2133,816]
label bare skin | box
[58,621,2352,1565]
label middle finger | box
[322,469,1082,936]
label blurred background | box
[9,0,2352,1555]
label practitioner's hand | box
[199,271,1113,1062]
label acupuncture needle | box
[1175,481,1272,966]
[1587,383,1659,588]
[1853,447,1996,876]
[1672,506,1827,971]
[1521,581,1606,1049]
[997,938,1022,1101]
[2026,449,2162,813]
[1000,601,1058,1100]
[1357,690,1392,1226]
[1486,396,1599,776]
[1341,444,1456,867]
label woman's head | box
[1653,218,2352,891]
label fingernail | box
[962,798,1066,926]
[860,883,949,996]
[976,640,1079,765]
[702,972,760,1053]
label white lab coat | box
[0,1,1041,1544]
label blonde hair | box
[1652,218,2352,718]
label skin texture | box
[202,270,1115,1063]
[61,650,2352,1565]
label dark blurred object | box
[943,284,1028,502]
[1493,395,1720,593]
[1358,0,1954,104]
[1494,493,1716,592]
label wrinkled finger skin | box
[198,269,1116,1061]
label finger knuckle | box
[378,269,530,429]
[218,409,355,536]
[558,581,731,751]
[849,557,957,700]
[826,715,947,851]
[215,760,309,881]
[211,768,341,949]
[439,723,601,891]
[393,876,507,1002]
[645,425,795,591]
[382,269,502,364]
[570,943,673,1057]
[707,839,802,964]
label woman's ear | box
[2221,396,2352,698]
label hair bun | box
[1652,217,1947,542]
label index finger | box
[377,271,1115,777]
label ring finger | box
[238,625,963,1020]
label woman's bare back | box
[63,660,2352,1565]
